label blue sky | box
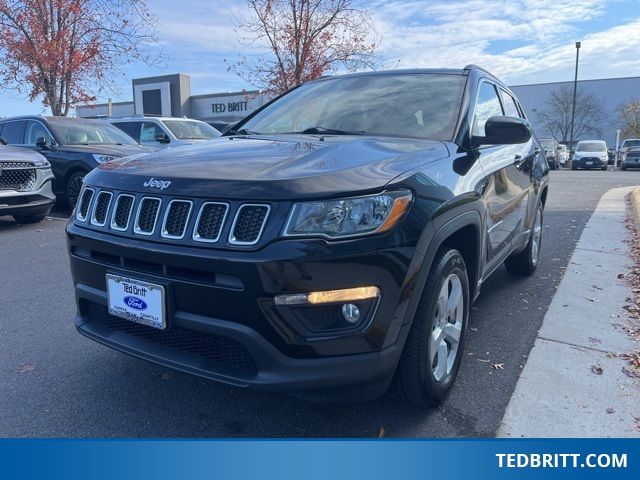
[2,0,640,116]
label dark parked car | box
[539,138,560,170]
[67,66,549,406]
[0,139,55,223]
[0,116,152,209]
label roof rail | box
[463,64,497,77]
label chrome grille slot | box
[111,194,135,231]
[229,204,270,245]
[76,188,95,221]
[193,202,228,242]
[91,191,113,226]
[162,200,192,239]
[134,197,161,235]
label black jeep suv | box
[67,66,549,406]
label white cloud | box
[365,0,640,84]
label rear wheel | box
[393,248,469,407]
[13,214,47,224]
[505,204,543,276]
[601,166,607,171]
[65,171,86,210]
[571,164,577,170]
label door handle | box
[513,154,524,168]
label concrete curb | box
[498,186,640,438]
[631,188,640,227]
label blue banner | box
[1,439,638,479]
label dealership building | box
[77,72,640,146]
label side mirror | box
[155,133,170,144]
[0,136,7,145]
[35,137,50,149]
[472,116,532,147]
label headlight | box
[32,159,50,168]
[92,154,120,164]
[283,190,413,239]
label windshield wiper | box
[225,128,258,136]
[295,126,365,136]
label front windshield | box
[49,119,139,146]
[239,73,466,140]
[623,140,640,148]
[540,140,555,149]
[576,141,606,152]
[163,120,220,140]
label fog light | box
[274,286,380,306]
[342,303,360,323]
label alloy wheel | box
[430,273,464,382]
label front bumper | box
[67,220,421,393]
[571,157,606,169]
[0,172,55,216]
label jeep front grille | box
[75,188,271,248]
[135,197,161,235]
[91,191,112,226]
[229,205,270,245]
[193,202,228,242]
[0,165,36,192]
[162,200,192,239]
[111,194,134,231]
[76,188,95,221]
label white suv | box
[107,116,221,149]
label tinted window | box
[113,122,142,141]
[24,120,52,145]
[48,118,138,146]
[623,140,640,148]
[473,83,503,136]
[240,74,466,141]
[0,121,25,144]
[500,90,521,118]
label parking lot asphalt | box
[2,169,640,438]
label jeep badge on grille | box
[143,178,171,190]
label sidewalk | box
[498,186,640,437]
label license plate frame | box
[106,274,166,330]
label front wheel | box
[65,171,86,210]
[505,205,543,276]
[393,248,469,407]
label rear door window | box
[499,89,521,118]
[112,122,142,141]
[0,121,26,144]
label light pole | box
[568,41,581,157]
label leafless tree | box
[536,84,606,144]
[230,0,380,94]
[617,99,640,139]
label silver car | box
[0,141,55,224]
[107,116,221,149]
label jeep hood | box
[85,135,449,200]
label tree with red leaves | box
[231,0,379,94]
[0,0,162,115]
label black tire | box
[393,247,469,407]
[505,204,543,276]
[601,166,607,171]
[621,166,627,171]
[571,164,577,170]
[12,214,47,224]
[65,171,86,210]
